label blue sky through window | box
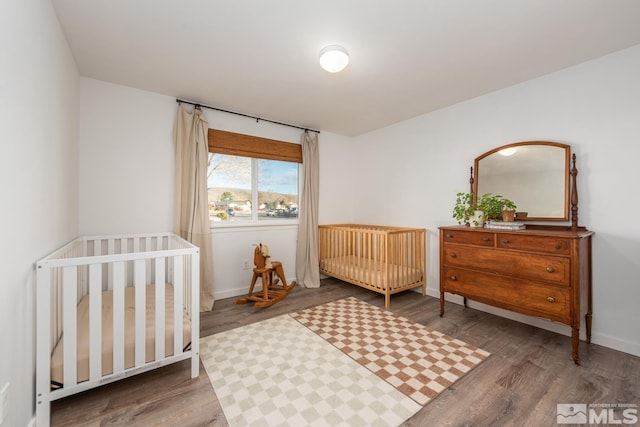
[208,154,298,195]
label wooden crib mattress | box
[50,283,191,387]
[320,255,423,289]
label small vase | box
[469,210,485,228]
[502,210,516,222]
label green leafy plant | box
[477,193,517,220]
[453,192,477,225]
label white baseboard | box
[214,277,298,301]
[214,286,251,300]
[590,332,640,358]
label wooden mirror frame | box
[470,141,580,230]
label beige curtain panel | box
[174,105,215,311]
[296,131,320,288]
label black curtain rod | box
[176,98,320,134]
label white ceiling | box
[52,0,640,136]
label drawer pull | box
[546,267,555,273]
[447,234,453,238]
[450,253,457,258]
[554,244,561,250]
[450,276,457,281]
[482,237,490,241]
[502,239,509,244]
[547,297,556,303]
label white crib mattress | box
[320,255,423,289]
[50,283,192,387]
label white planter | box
[469,210,485,228]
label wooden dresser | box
[439,225,593,364]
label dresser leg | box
[439,293,444,317]
[585,313,592,344]
[463,297,467,308]
[572,328,580,365]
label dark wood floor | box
[51,278,640,426]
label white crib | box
[35,233,200,426]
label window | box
[207,129,302,224]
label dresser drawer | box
[442,229,494,247]
[442,266,571,322]
[497,233,570,255]
[443,245,570,285]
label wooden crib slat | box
[88,264,102,381]
[155,257,166,361]
[390,233,396,290]
[365,231,371,286]
[112,261,125,373]
[341,227,346,278]
[62,266,78,387]
[134,259,146,367]
[347,228,353,281]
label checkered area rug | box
[200,298,489,426]
[200,315,421,427]
[290,297,490,406]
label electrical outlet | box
[0,382,9,425]
[243,259,249,269]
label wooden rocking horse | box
[233,243,296,308]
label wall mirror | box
[473,141,570,221]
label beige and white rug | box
[200,297,490,427]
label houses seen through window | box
[207,153,299,222]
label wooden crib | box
[319,224,426,308]
[35,233,200,427]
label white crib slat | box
[134,259,146,367]
[155,257,166,361]
[112,261,125,373]
[35,263,52,427]
[88,264,102,381]
[107,239,115,291]
[173,256,184,355]
[63,266,78,387]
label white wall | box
[350,44,640,356]
[78,79,354,299]
[78,79,176,235]
[77,43,640,359]
[0,1,79,426]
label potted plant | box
[477,193,517,221]
[453,192,485,227]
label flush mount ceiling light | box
[319,45,349,73]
